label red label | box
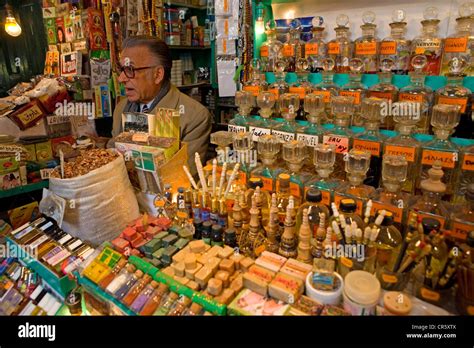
[261,177,273,192]
[290,182,301,198]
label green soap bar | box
[162,234,179,247]
[150,258,163,268]
[161,245,178,263]
[178,228,194,240]
[168,225,180,235]
[174,238,189,250]
[152,247,166,259]
[154,231,169,240]
[144,238,162,253]
[144,252,153,259]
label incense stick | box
[218,161,227,198]
[182,165,198,190]
[195,153,208,193]
[224,163,240,197]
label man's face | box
[118,45,164,103]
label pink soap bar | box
[148,217,160,226]
[156,217,172,230]
[131,234,145,248]
[145,226,161,239]
[122,227,138,242]
[135,219,147,232]
[112,237,130,253]
[130,248,141,256]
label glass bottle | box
[305,143,343,207]
[340,58,367,127]
[441,2,474,76]
[232,131,254,185]
[130,280,159,313]
[435,57,473,139]
[114,270,144,300]
[323,95,355,179]
[282,139,312,200]
[369,155,411,230]
[328,198,365,244]
[352,98,387,187]
[328,14,353,73]
[368,58,399,130]
[455,143,474,202]
[155,292,180,315]
[373,211,403,273]
[122,274,152,307]
[260,20,283,72]
[419,104,461,199]
[272,93,301,142]
[243,58,268,97]
[169,296,192,316]
[250,91,276,140]
[105,264,136,295]
[97,259,127,289]
[139,283,169,316]
[399,55,434,134]
[211,130,233,165]
[335,149,375,216]
[282,19,304,72]
[211,224,223,246]
[228,90,256,132]
[312,58,340,123]
[279,202,298,258]
[410,6,443,75]
[268,60,289,105]
[296,188,330,234]
[201,220,213,245]
[306,16,327,73]
[379,9,411,75]
[276,173,301,224]
[251,134,284,192]
[410,161,451,229]
[298,93,325,168]
[289,58,313,105]
[354,11,379,74]
[450,183,474,241]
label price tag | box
[323,135,349,154]
[437,96,468,113]
[296,133,318,147]
[444,37,468,53]
[40,168,53,180]
[249,126,271,142]
[228,125,246,133]
[272,130,295,142]
[384,145,416,162]
[380,41,397,55]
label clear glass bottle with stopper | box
[228,90,256,132]
[323,95,355,180]
[410,6,443,75]
[312,58,340,123]
[306,16,327,73]
[354,11,379,74]
[454,143,474,203]
[243,58,268,97]
[380,9,411,75]
[210,131,233,166]
[435,57,472,139]
[250,134,284,192]
[399,55,434,134]
[441,2,474,76]
[249,91,276,141]
[232,131,254,186]
[289,58,313,113]
[268,60,289,104]
[260,20,283,73]
[450,183,474,241]
[272,93,302,142]
[418,104,461,200]
[328,14,353,73]
[340,58,367,127]
[282,19,304,72]
[282,139,312,200]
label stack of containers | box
[164,8,180,46]
[171,60,183,86]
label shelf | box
[164,1,207,10]
[0,180,49,199]
[177,82,211,89]
[168,45,211,50]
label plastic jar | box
[343,270,381,315]
[305,271,344,305]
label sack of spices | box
[49,149,139,246]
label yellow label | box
[420,287,440,302]
[328,42,340,54]
[399,93,423,103]
[16,104,44,126]
[382,273,398,284]
[369,91,394,100]
[243,85,260,97]
[380,41,397,55]
[289,86,306,99]
[340,91,361,104]
[334,195,363,216]
[416,212,446,229]
[444,37,468,53]
[385,145,416,163]
[371,201,403,223]
[421,149,457,169]
[449,221,472,241]
[305,43,318,56]
[340,256,353,268]
[255,244,266,256]
[268,88,279,99]
[353,139,381,157]
[355,42,377,55]
[462,154,474,171]
[260,45,269,57]
[437,96,468,113]
[261,177,273,192]
[132,133,149,142]
[290,182,301,198]
[282,45,295,57]
[312,90,331,103]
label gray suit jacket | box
[111,85,212,175]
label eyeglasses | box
[116,64,158,78]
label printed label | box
[260,45,269,57]
[371,201,403,223]
[260,177,273,191]
[369,91,394,100]
[380,41,397,55]
[340,91,361,104]
[421,150,457,169]
[353,139,381,157]
[449,221,472,241]
[268,88,279,99]
[334,195,363,215]
[340,256,353,268]
[399,93,423,103]
[243,85,260,97]
[355,42,377,55]
[289,86,306,99]
[249,126,271,142]
[420,287,440,302]
[382,273,398,284]
[414,41,441,55]
[328,42,340,54]
[462,154,474,171]
[385,145,416,163]
[282,45,295,57]
[296,133,319,147]
[290,182,301,198]
[323,135,350,154]
[272,130,295,142]
[444,37,468,53]
[228,124,246,133]
[437,96,468,113]
[305,43,318,56]
[312,90,332,103]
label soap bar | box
[243,273,269,296]
[207,245,223,258]
[219,259,235,274]
[280,258,313,282]
[215,288,235,305]
[178,228,194,240]
[155,231,169,241]
[247,265,275,283]
[155,217,172,230]
[145,226,161,239]
[215,270,230,288]
[184,254,197,270]
[172,248,188,263]
[162,245,178,263]
[186,280,200,291]
[218,246,234,259]
[268,272,304,304]
[174,238,189,250]
[111,237,130,253]
[207,278,223,296]
[130,248,142,256]
[168,225,180,235]
[230,274,243,293]
[207,257,221,273]
[229,254,244,269]
[122,227,138,242]
[290,295,324,316]
[135,219,147,232]
[161,266,174,277]
[143,239,162,253]
[240,257,255,272]
[195,266,213,288]
[255,251,287,273]
[172,262,185,277]
[185,263,202,280]
[189,240,206,253]
[196,254,209,265]
[152,247,166,259]
[149,258,162,268]
[130,234,145,248]
[174,275,190,285]
[162,234,178,247]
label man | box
[111,36,211,174]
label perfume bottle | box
[340,58,367,127]
[410,7,443,75]
[105,264,136,295]
[323,95,355,180]
[441,2,474,76]
[380,9,411,75]
[328,198,365,242]
[328,14,353,73]
[454,143,474,203]
[312,58,340,123]
[410,161,451,229]
[289,58,313,102]
[435,57,473,139]
[305,143,343,207]
[276,173,301,224]
[279,202,298,258]
[449,183,474,241]
[233,131,254,184]
[335,149,375,216]
[368,58,399,129]
[354,11,379,74]
[260,20,284,72]
[282,139,312,199]
[122,274,152,307]
[282,19,304,72]
[243,58,268,97]
[374,211,403,273]
[369,155,411,229]
[113,270,144,300]
[352,98,387,187]
[251,134,284,192]
[249,91,276,143]
[268,60,289,103]
[296,188,330,234]
[98,259,128,289]
[211,131,234,165]
[229,90,256,132]
[419,104,461,199]
[306,16,327,73]
[297,93,325,166]
[272,93,301,142]
[399,55,434,134]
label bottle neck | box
[397,124,415,136]
[434,128,451,141]
[335,27,349,39]
[422,22,439,36]
[312,28,324,40]
[287,162,303,173]
[348,173,365,187]
[364,121,381,132]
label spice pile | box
[50,149,119,178]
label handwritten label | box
[355,42,377,55]
[399,93,423,103]
[449,221,472,241]
[323,135,349,154]
[371,201,403,223]
[268,88,279,99]
[380,41,397,55]
[421,149,457,169]
[437,96,468,113]
[382,273,398,284]
[296,133,319,147]
[243,85,260,97]
[369,91,394,100]
[385,145,416,162]
[249,126,271,142]
[340,91,361,104]
[282,45,295,57]
[328,42,340,54]
[272,130,295,142]
[289,86,306,99]
[334,195,363,215]
[462,154,474,171]
[260,45,269,57]
[228,124,246,133]
[444,37,468,53]
[353,139,381,157]
[420,287,440,302]
[312,90,331,103]
[305,43,318,56]
[40,168,53,180]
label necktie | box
[141,105,149,113]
